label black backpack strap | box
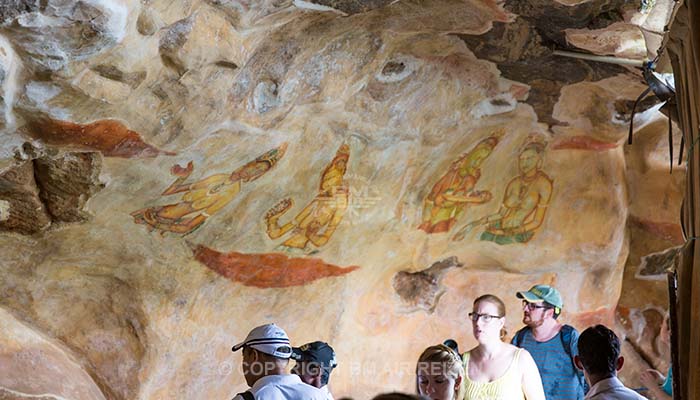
[513,327,529,347]
[234,391,255,400]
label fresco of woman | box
[418,136,499,234]
[265,144,350,255]
[452,138,553,244]
[131,143,288,235]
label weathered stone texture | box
[0,0,683,398]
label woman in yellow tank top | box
[462,294,545,400]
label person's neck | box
[252,369,288,386]
[587,371,616,388]
[530,318,561,341]
[478,340,503,359]
[521,169,538,181]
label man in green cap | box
[512,284,587,400]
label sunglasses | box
[468,312,503,323]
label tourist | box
[462,294,545,400]
[512,284,587,399]
[574,325,645,399]
[638,314,672,399]
[231,323,326,400]
[291,341,337,400]
[416,344,464,400]
[373,393,428,400]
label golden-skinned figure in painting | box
[131,143,288,235]
[418,132,501,234]
[265,144,350,255]
[453,136,553,244]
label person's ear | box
[616,356,625,372]
[573,355,584,371]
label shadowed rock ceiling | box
[0,0,684,398]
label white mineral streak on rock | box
[0,34,20,129]
[3,0,128,71]
[0,387,68,400]
[0,200,10,222]
[86,0,129,43]
[293,0,348,15]
[24,81,71,119]
[470,93,517,118]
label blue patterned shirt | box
[512,328,586,400]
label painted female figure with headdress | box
[265,144,350,254]
[453,136,553,244]
[418,136,499,234]
[131,143,287,235]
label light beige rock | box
[159,5,247,75]
[0,307,106,400]
[71,69,133,103]
[565,22,647,60]
[0,0,684,399]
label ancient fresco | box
[265,144,350,254]
[194,246,359,288]
[0,0,683,398]
[22,117,174,158]
[418,131,501,234]
[453,136,553,244]
[132,144,287,235]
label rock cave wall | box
[0,0,684,398]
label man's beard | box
[524,313,546,328]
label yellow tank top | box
[462,348,525,400]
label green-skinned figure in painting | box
[265,144,350,255]
[418,132,501,234]
[453,137,553,244]
[131,143,287,235]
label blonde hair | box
[473,294,508,341]
[416,344,465,400]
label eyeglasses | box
[522,300,551,311]
[468,312,502,323]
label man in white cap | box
[231,323,326,400]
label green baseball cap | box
[516,284,563,309]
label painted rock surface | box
[0,0,681,398]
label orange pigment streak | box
[25,118,175,158]
[193,246,360,288]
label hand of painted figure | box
[170,161,193,177]
[452,218,485,241]
[266,198,293,220]
[474,190,492,202]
